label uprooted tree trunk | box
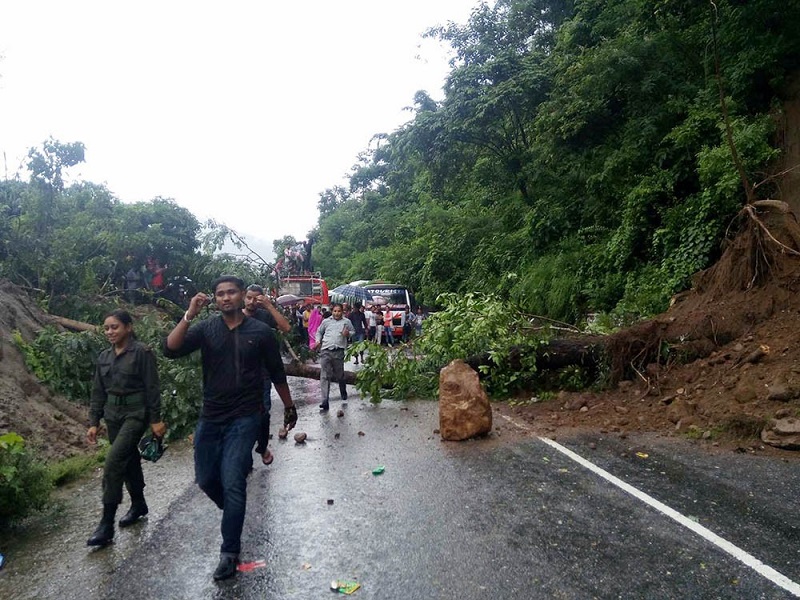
[465,203,800,386]
[284,361,357,385]
[464,337,605,377]
[48,315,97,332]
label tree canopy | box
[309,0,800,322]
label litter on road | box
[237,560,267,572]
[371,465,385,475]
[330,579,361,594]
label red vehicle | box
[277,274,329,306]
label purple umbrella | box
[276,294,302,306]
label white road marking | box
[499,414,800,597]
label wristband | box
[183,311,194,323]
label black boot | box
[119,500,148,527]
[87,503,117,546]
[213,555,239,581]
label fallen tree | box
[48,315,96,332]
[284,361,357,385]
[464,336,604,376]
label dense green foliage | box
[3,2,797,327]
[0,430,107,523]
[353,293,552,401]
[311,0,800,322]
[12,328,107,401]
[0,433,52,523]
[0,138,278,320]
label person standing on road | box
[365,304,376,344]
[163,276,298,581]
[243,284,292,466]
[347,302,367,364]
[307,305,322,349]
[414,306,425,337]
[383,308,395,346]
[295,304,306,343]
[302,304,311,344]
[86,309,166,547]
[315,303,353,411]
[372,307,384,344]
[402,308,414,343]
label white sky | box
[0,1,476,258]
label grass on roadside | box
[47,441,108,487]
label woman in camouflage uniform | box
[86,309,166,547]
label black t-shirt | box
[163,315,286,422]
[250,307,278,329]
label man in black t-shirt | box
[164,276,297,581]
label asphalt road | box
[2,374,800,599]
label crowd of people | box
[290,301,426,351]
[84,277,428,582]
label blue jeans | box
[194,413,260,555]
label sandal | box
[261,449,274,465]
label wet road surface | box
[2,373,800,599]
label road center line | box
[499,414,800,597]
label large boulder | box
[438,359,492,441]
[761,417,800,449]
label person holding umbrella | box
[330,284,374,306]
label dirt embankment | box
[503,205,800,455]
[0,281,89,462]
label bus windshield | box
[365,285,413,307]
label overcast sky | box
[0,1,476,258]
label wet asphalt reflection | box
[2,367,800,599]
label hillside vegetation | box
[309,0,800,323]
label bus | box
[363,283,415,338]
